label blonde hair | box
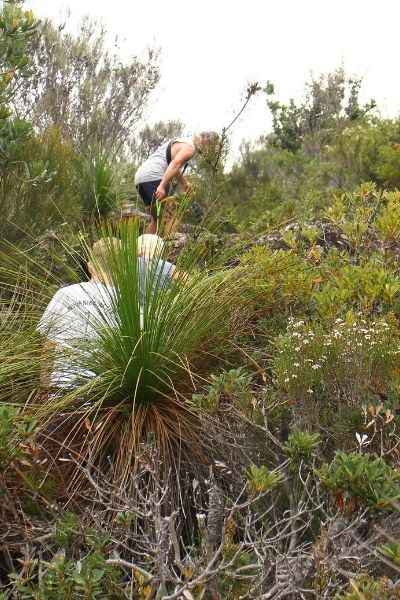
[137,234,164,259]
[196,131,219,147]
[90,237,121,273]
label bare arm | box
[155,144,194,200]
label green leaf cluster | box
[316,451,400,510]
[0,0,37,107]
[245,464,284,495]
[336,576,395,600]
[0,405,37,466]
[283,428,320,462]
[192,367,252,412]
[8,551,126,600]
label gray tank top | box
[134,137,195,184]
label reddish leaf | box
[335,492,345,512]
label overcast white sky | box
[29,0,400,164]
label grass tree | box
[0,219,256,499]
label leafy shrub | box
[375,190,400,244]
[245,464,284,494]
[53,512,80,549]
[239,245,317,322]
[8,551,126,600]
[380,540,400,566]
[273,314,400,431]
[0,127,81,244]
[0,0,37,108]
[192,367,252,412]
[0,405,37,467]
[336,575,396,600]
[315,252,400,318]
[283,428,320,462]
[316,451,400,510]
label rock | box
[110,203,150,223]
[166,232,188,260]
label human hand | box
[155,184,167,201]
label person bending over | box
[37,238,120,392]
[134,132,217,234]
[37,235,183,392]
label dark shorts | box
[136,180,160,206]
[136,180,175,207]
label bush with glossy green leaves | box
[314,253,400,319]
[283,428,320,462]
[316,450,400,510]
[245,464,284,495]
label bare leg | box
[164,213,181,235]
[145,204,158,234]
[163,198,181,235]
[145,196,181,235]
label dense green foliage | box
[1,4,400,598]
[223,69,400,229]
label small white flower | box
[291,374,298,379]
[356,432,370,447]
[295,346,301,352]
[307,388,313,394]
[311,364,321,370]
[293,320,304,328]
[294,362,300,367]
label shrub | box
[8,551,126,600]
[0,127,81,244]
[283,428,320,462]
[379,540,400,566]
[375,190,400,245]
[73,146,119,221]
[239,245,317,322]
[0,405,37,467]
[1,220,258,490]
[316,450,400,511]
[336,575,395,600]
[192,367,252,412]
[314,255,400,318]
[273,314,400,431]
[245,464,284,494]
